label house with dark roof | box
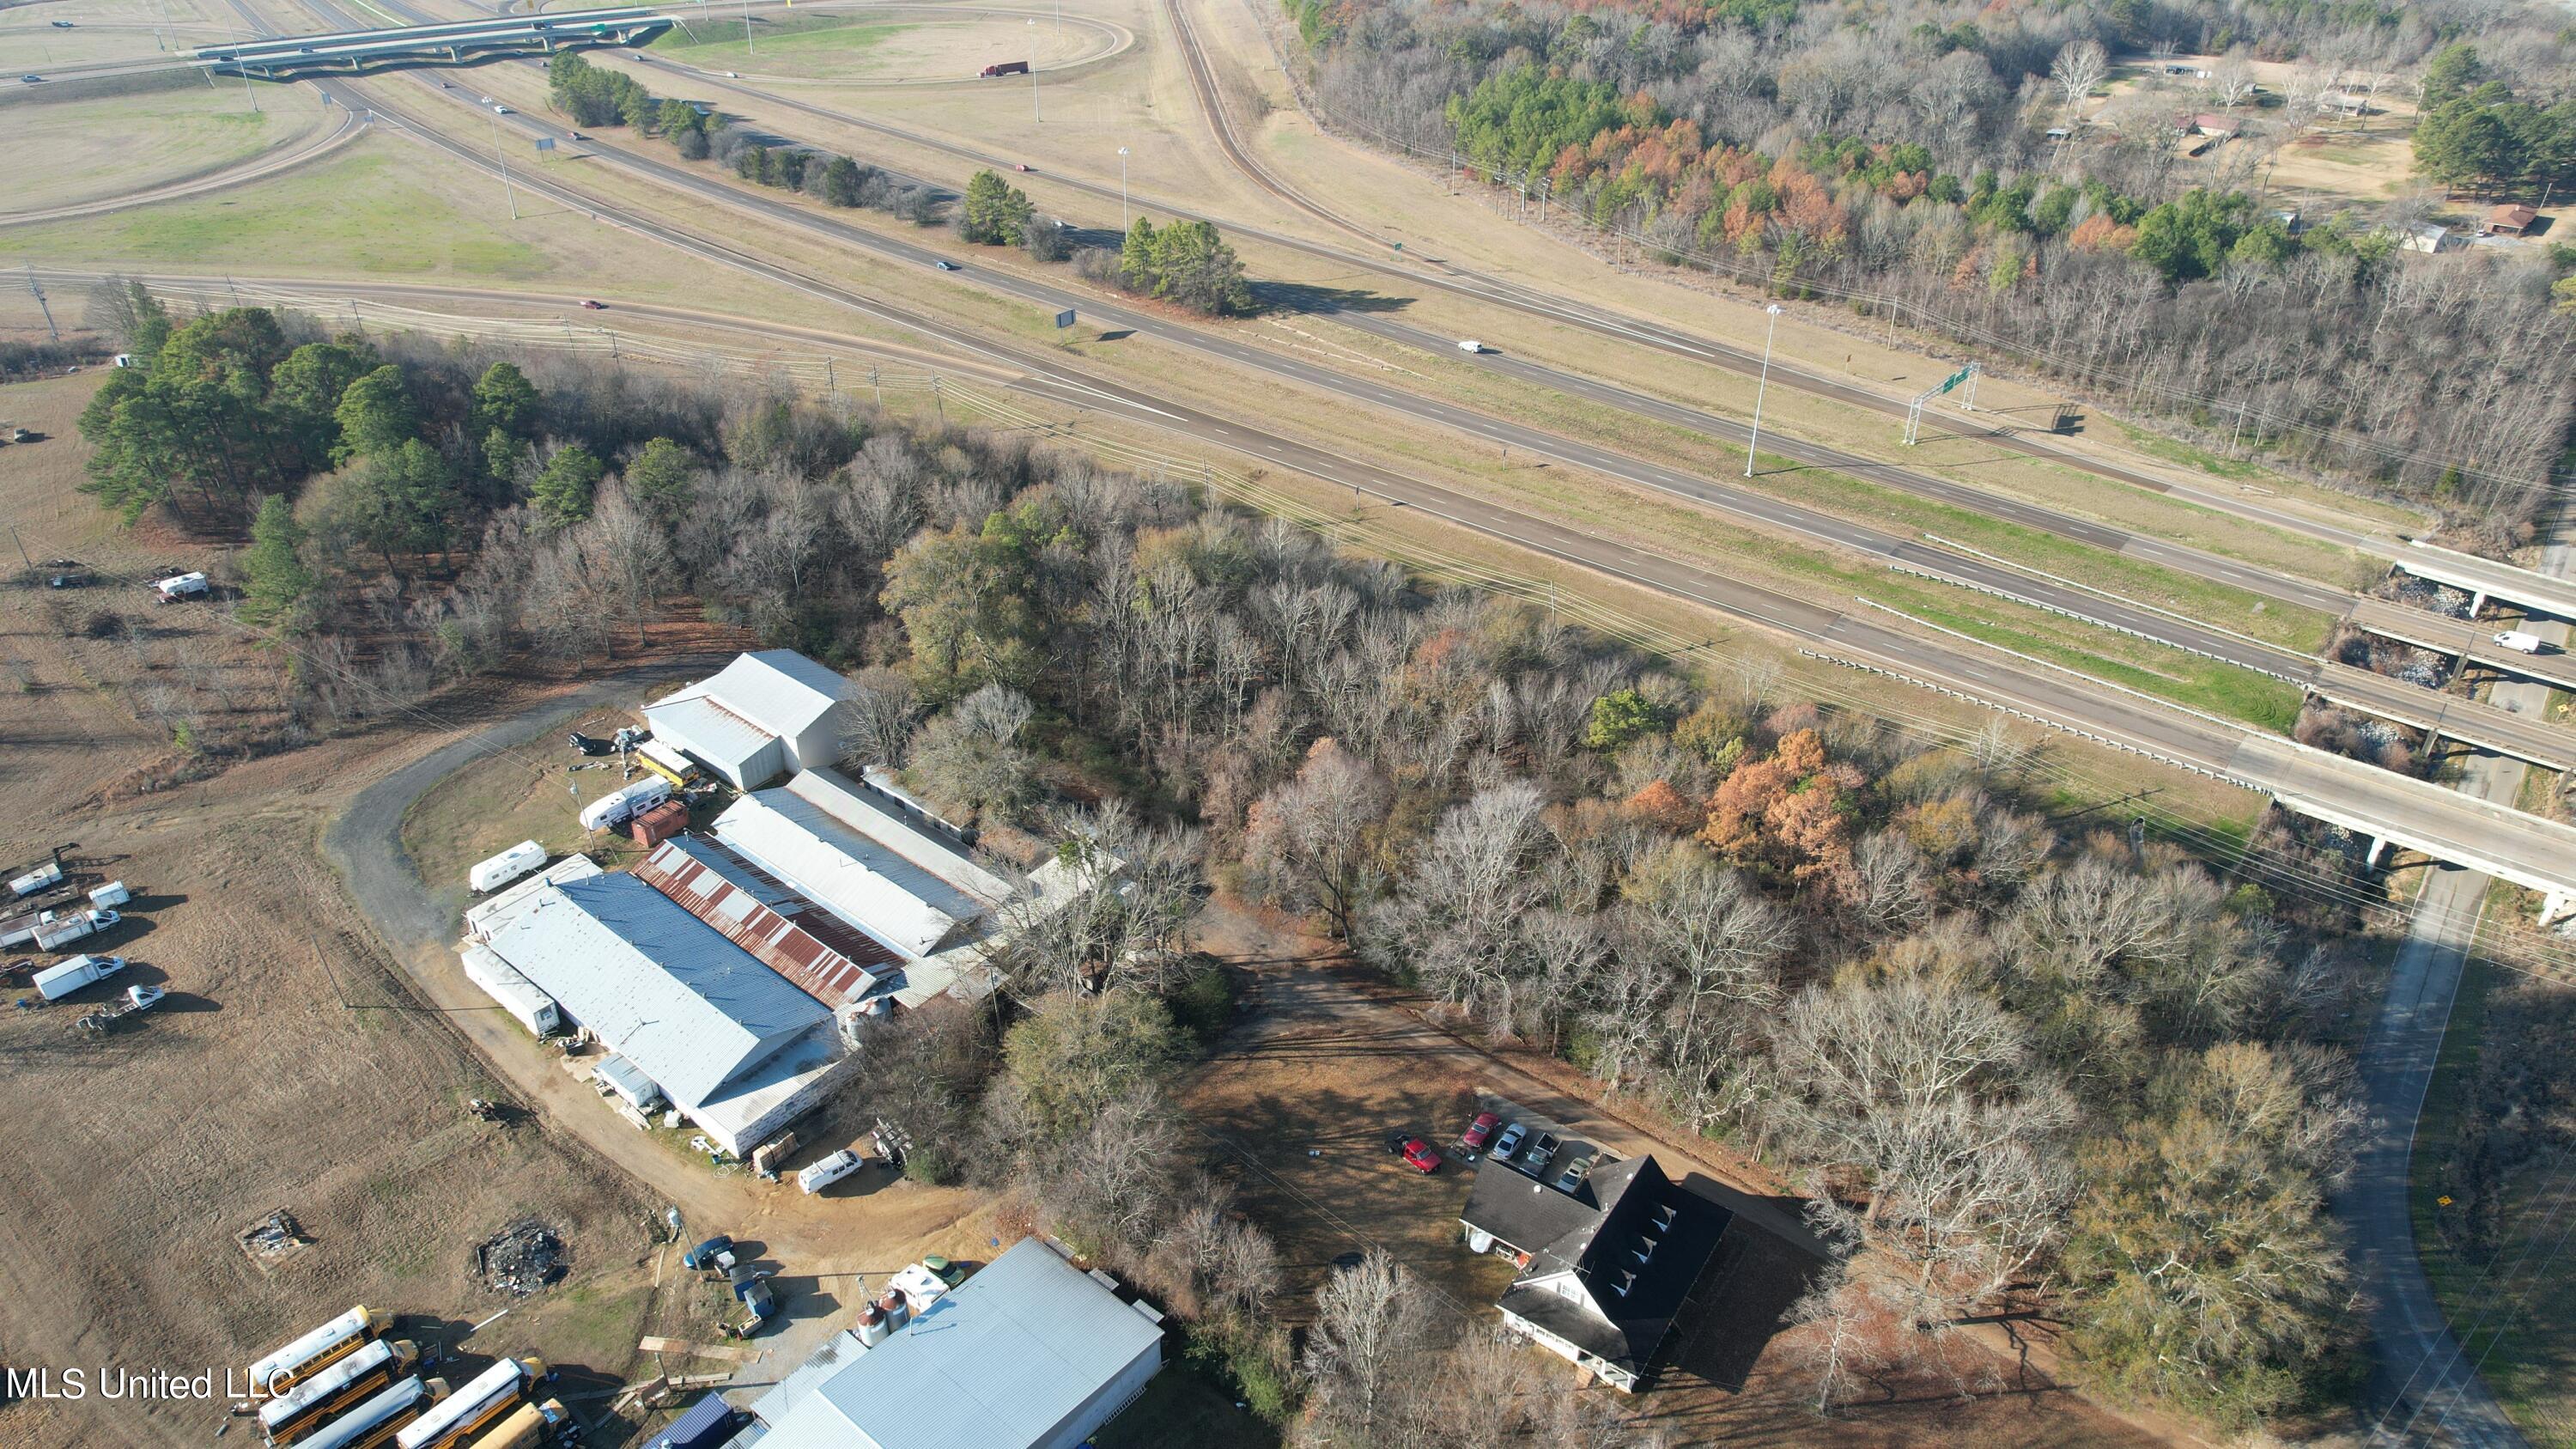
[1459,1153,1728,1391]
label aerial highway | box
[246,24,2576,780]
[105,22,2576,933]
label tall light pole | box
[1117,146,1129,228]
[1743,302,1782,478]
[741,0,754,53]
[491,109,520,220]
[1027,20,1039,124]
[240,63,259,113]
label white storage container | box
[33,953,125,1002]
[470,841,548,894]
[9,861,62,898]
[88,880,130,908]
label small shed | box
[644,1394,737,1449]
[2399,222,2454,253]
[2187,113,2239,138]
[593,1053,665,1112]
[2483,204,2539,237]
[631,798,690,848]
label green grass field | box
[1,143,550,277]
[652,17,917,76]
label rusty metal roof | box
[635,837,902,1010]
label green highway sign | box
[1935,364,1973,395]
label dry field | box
[0,368,1005,1447]
[0,82,336,218]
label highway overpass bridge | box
[195,8,676,76]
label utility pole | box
[741,0,755,52]
[23,268,58,342]
[492,110,520,220]
[1028,21,1039,123]
[1743,303,1783,478]
[240,64,259,113]
[1117,146,1129,228]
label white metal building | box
[478,873,848,1155]
[713,766,1022,958]
[748,1239,1163,1449]
[644,650,858,789]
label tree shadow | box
[1248,281,1413,317]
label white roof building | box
[479,873,848,1154]
[749,1239,1163,1449]
[713,766,1023,959]
[644,650,856,789]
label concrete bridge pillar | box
[2471,590,2489,619]
[2545,891,2576,928]
[2367,836,2391,870]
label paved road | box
[604,47,2576,773]
[134,22,2576,901]
[196,0,2576,891]
[2342,531,2575,1449]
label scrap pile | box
[477,1219,570,1296]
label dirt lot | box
[1182,904,2167,1448]
[0,370,1004,1447]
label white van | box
[797,1148,864,1195]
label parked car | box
[682,1235,734,1270]
[1526,1130,1560,1172]
[1490,1121,1526,1160]
[1461,1111,1500,1153]
[798,1148,864,1195]
[1555,1152,1595,1193]
[1400,1138,1443,1174]
[568,730,612,755]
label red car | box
[1461,1111,1501,1153]
[1400,1138,1443,1174]
[580,299,607,310]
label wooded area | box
[1293,0,2576,536]
[69,287,2388,1436]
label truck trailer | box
[3,906,121,953]
[246,1306,395,1399]
[980,58,1029,75]
[469,841,547,895]
[578,776,671,832]
[9,860,62,898]
[33,953,125,1002]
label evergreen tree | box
[531,442,605,526]
[960,169,1035,245]
[332,365,417,464]
[239,494,315,628]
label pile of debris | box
[475,1218,570,1296]
[238,1209,310,1267]
[2373,574,2475,619]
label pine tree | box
[239,494,315,629]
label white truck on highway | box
[33,953,125,1002]
[2493,630,2548,655]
